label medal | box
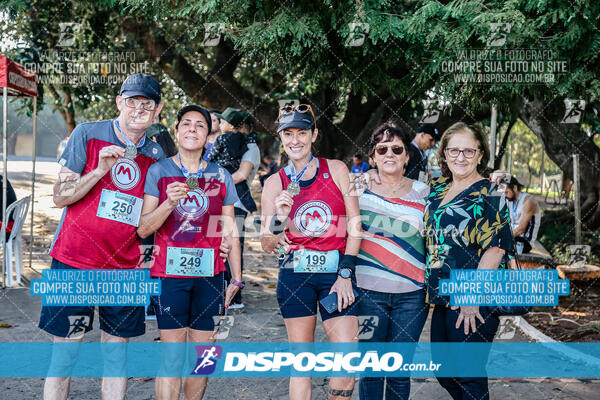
[124,145,137,159]
[115,119,142,160]
[186,176,199,190]
[178,153,203,190]
[287,154,313,197]
[287,181,300,196]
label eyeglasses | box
[123,97,157,111]
[445,147,479,159]
[277,104,316,123]
[375,144,405,156]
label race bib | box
[166,247,214,277]
[97,189,143,227]
[293,249,339,273]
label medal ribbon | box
[114,119,146,148]
[177,153,204,180]
[289,154,314,184]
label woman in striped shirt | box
[356,124,429,400]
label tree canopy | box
[2,0,600,227]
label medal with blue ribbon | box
[287,154,313,196]
[115,119,138,159]
[177,153,203,190]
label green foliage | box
[2,0,599,160]
[538,211,600,263]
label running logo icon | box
[487,23,512,47]
[561,99,586,124]
[175,189,209,219]
[294,200,333,237]
[191,345,222,375]
[345,22,369,47]
[66,315,90,339]
[357,316,379,340]
[111,158,141,190]
[420,99,443,124]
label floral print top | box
[424,177,514,305]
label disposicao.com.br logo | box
[223,351,441,374]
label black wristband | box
[268,216,288,234]
[338,254,357,272]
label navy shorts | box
[38,259,145,338]
[276,267,358,321]
[151,272,224,331]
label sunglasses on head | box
[375,144,405,156]
[277,104,316,123]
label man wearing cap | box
[405,124,440,182]
[40,73,165,400]
[147,113,177,157]
[207,107,260,308]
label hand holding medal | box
[165,181,189,207]
[273,190,294,219]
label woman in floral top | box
[424,122,513,400]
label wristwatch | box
[230,279,245,289]
[337,254,356,279]
[338,267,353,279]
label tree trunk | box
[515,95,600,230]
[494,119,516,170]
[48,85,76,133]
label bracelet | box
[230,279,245,289]
[268,216,288,234]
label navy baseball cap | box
[176,104,212,133]
[277,111,315,133]
[418,124,440,141]
[119,74,161,104]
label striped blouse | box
[356,181,429,293]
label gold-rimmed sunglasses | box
[277,104,316,124]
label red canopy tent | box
[0,55,38,288]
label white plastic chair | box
[4,195,30,287]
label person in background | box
[147,114,177,157]
[258,155,279,187]
[204,110,222,161]
[504,176,541,254]
[0,174,17,240]
[405,124,440,182]
[208,107,260,309]
[351,153,370,173]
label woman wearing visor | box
[261,104,362,400]
[137,105,242,400]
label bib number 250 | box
[111,200,133,214]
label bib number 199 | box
[306,254,327,266]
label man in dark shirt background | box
[405,124,440,181]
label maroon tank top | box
[278,158,347,253]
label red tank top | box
[278,158,347,253]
